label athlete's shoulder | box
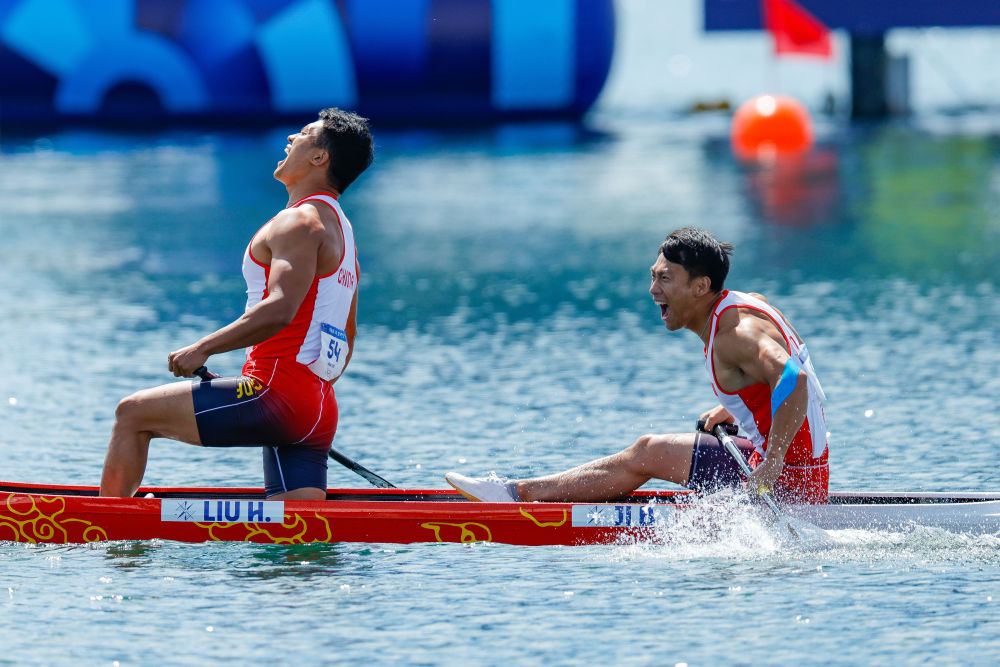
[721,289,770,307]
[714,306,779,363]
[730,290,800,344]
[270,205,326,236]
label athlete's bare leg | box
[515,433,698,502]
[269,487,326,501]
[99,382,201,497]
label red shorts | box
[749,450,829,504]
[688,433,828,504]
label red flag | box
[763,0,833,59]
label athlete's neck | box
[695,292,724,344]
[285,182,340,208]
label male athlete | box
[100,108,374,500]
[446,227,829,505]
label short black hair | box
[659,227,734,292]
[313,108,374,192]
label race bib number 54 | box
[308,323,349,381]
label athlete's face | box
[649,254,706,332]
[274,120,326,183]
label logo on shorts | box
[236,378,263,400]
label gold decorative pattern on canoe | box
[421,521,492,543]
[195,512,332,543]
[519,507,567,528]
[0,493,109,543]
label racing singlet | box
[704,290,829,503]
[242,192,358,386]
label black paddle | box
[193,366,397,488]
[697,418,801,540]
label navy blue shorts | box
[686,432,755,492]
[191,376,332,498]
[261,446,328,498]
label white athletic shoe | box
[445,472,517,502]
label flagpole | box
[763,0,780,95]
[761,0,835,96]
[768,39,781,95]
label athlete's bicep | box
[344,261,359,348]
[345,284,358,346]
[264,213,321,317]
[751,336,794,390]
[740,321,794,390]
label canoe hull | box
[788,500,1000,534]
[1,490,650,546]
[2,482,999,545]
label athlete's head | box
[658,227,734,293]
[313,107,374,192]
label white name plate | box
[161,499,284,524]
[571,504,668,528]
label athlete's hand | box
[746,455,783,495]
[168,343,209,378]
[698,405,734,433]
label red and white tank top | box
[705,290,828,463]
[242,192,358,382]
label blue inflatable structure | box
[0,0,615,124]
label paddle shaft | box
[193,366,397,488]
[711,424,785,520]
[327,448,396,488]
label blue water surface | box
[1,110,999,664]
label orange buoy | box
[730,94,813,161]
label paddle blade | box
[776,515,837,548]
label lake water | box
[2,107,1000,663]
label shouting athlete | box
[446,227,829,505]
[100,108,374,500]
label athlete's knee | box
[623,433,683,472]
[114,393,141,423]
[623,434,658,471]
[114,391,157,430]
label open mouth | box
[658,302,669,322]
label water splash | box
[608,491,1000,563]
[604,490,795,561]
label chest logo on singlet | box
[337,267,356,289]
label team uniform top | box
[242,192,358,390]
[704,290,829,502]
[192,192,358,496]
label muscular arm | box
[713,314,808,490]
[167,209,323,376]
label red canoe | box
[3,481,998,545]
